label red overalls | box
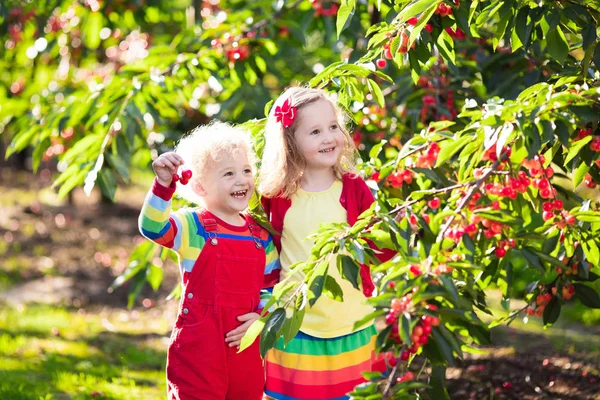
[166,211,266,400]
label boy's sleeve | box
[257,233,281,313]
[138,178,190,254]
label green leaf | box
[542,233,559,256]
[83,12,104,49]
[146,264,163,291]
[397,0,440,22]
[546,26,569,64]
[431,328,455,364]
[283,306,305,346]
[400,313,412,346]
[308,261,329,306]
[239,317,266,353]
[336,0,356,38]
[338,255,360,290]
[492,3,513,50]
[323,275,344,302]
[435,136,471,167]
[427,364,451,400]
[106,152,130,183]
[407,1,438,48]
[97,169,117,202]
[367,79,385,108]
[574,162,591,188]
[574,283,600,309]
[573,211,600,222]
[520,248,545,273]
[436,29,456,64]
[574,211,600,222]
[511,7,528,51]
[349,240,366,264]
[565,136,593,165]
[259,308,286,357]
[594,43,600,69]
[127,271,147,309]
[542,296,561,325]
[581,240,600,270]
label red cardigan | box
[261,173,394,297]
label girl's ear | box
[192,178,207,197]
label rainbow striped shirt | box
[139,179,280,308]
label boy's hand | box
[152,152,184,187]
[225,312,260,348]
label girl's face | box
[293,99,344,172]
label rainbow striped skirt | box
[264,324,386,400]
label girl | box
[139,121,280,400]
[259,87,390,399]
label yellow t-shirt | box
[279,180,374,338]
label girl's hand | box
[225,312,260,348]
[152,152,184,187]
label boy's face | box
[195,150,254,218]
[293,99,344,171]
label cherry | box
[553,199,563,210]
[182,169,193,180]
[428,197,441,209]
[172,173,180,182]
[385,312,397,325]
[409,265,422,276]
[495,247,506,258]
[376,59,387,69]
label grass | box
[0,303,168,400]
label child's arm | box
[138,152,188,252]
[225,234,281,348]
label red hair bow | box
[274,98,297,128]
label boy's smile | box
[194,150,254,226]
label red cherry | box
[542,202,554,212]
[495,247,507,258]
[428,197,441,209]
[384,47,393,59]
[400,350,410,361]
[180,177,189,185]
[182,169,193,180]
[376,59,387,69]
[172,173,180,182]
[552,199,563,210]
[422,324,432,335]
[385,312,397,325]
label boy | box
[139,121,280,400]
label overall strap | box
[198,210,219,245]
[244,214,264,249]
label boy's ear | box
[192,178,207,197]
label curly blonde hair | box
[258,86,357,198]
[175,120,256,205]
